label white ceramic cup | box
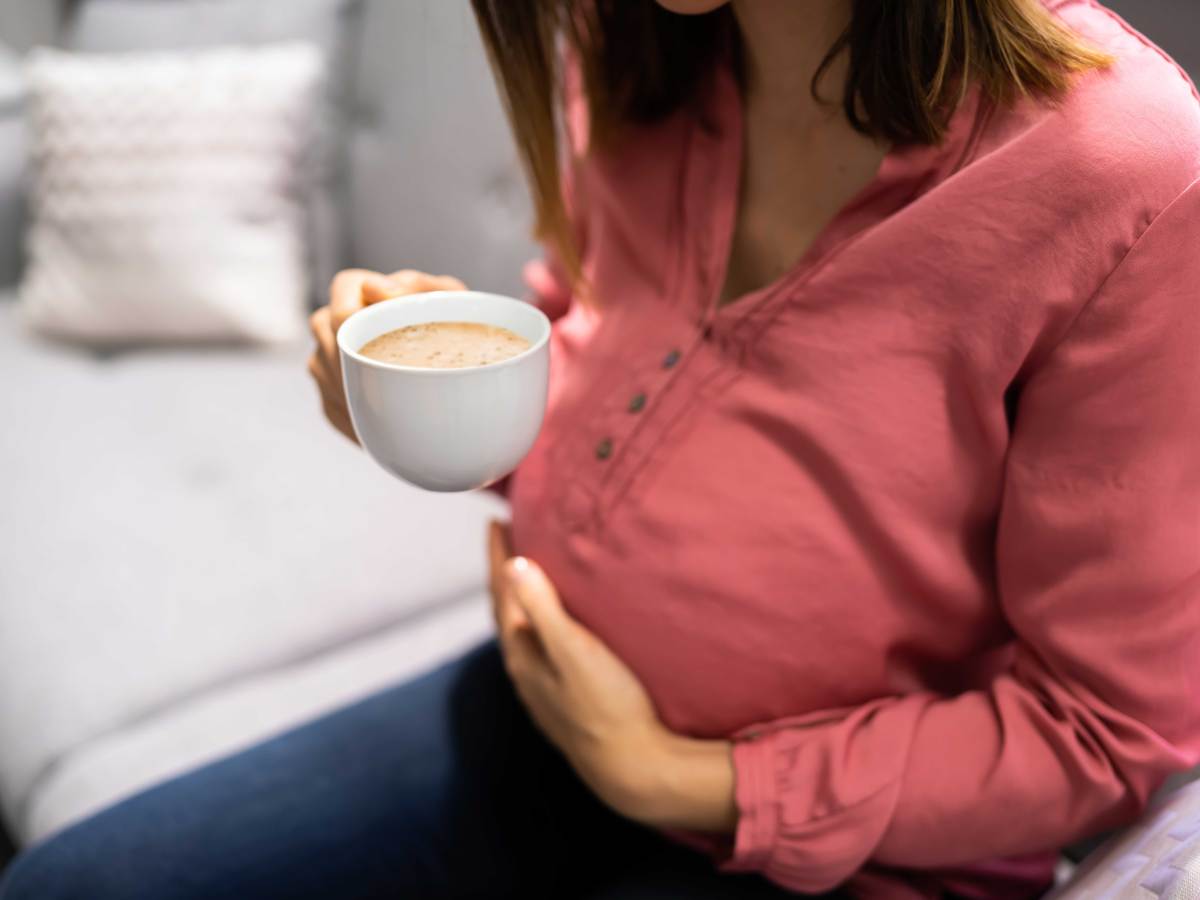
[337,290,551,492]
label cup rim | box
[336,290,552,376]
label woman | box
[4,0,1198,897]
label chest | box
[718,110,890,306]
[506,258,1019,733]
[504,119,1088,733]
[527,245,1016,547]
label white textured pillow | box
[20,43,325,344]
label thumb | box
[504,558,581,668]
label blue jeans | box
[0,641,808,899]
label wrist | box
[620,729,739,835]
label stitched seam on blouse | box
[592,112,726,507]
[1022,173,1200,376]
[581,114,701,508]
[598,361,745,526]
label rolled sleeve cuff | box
[720,731,780,873]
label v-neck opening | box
[685,62,982,342]
[713,145,902,317]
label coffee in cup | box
[358,321,531,369]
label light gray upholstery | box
[0,0,527,845]
[0,44,24,287]
[0,0,64,52]
[0,296,500,842]
[59,0,368,304]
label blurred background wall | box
[1106,0,1200,74]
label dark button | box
[627,392,646,413]
[662,349,681,369]
[594,437,613,460]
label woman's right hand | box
[307,268,466,443]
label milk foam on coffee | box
[358,321,531,369]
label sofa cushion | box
[20,43,325,344]
[0,297,504,840]
[0,43,25,288]
[23,595,492,844]
[63,0,366,301]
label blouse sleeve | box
[717,181,1200,893]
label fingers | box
[424,273,467,292]
[306,352,321,382]
[501,633,561,745]
[504,628,554,696]
[384,270,467,297]
[364,270,467,305]
[308,351,358,444]
[489,546,561,718]
[487,520,507,629]
[487,520,510,601]
[488,519,514,572]
[331,268,469,330]
[321,394,358,444]
[488,520,528,634]
[504,557,580,672]
[496,588,553,695]
[360,271,409,306]
[307,302,358,443]
[329,269,378,330]
[309,306,337,361]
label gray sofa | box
[0,0,528,853]
[1,1,1199,896]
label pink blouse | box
[505,1,1200,896]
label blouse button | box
[662,349,681,369]
[594,437,613,460]
[628,392,646,413]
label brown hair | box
[470,0,1111,277]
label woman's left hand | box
[487,521,738,834]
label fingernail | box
[506,556,531,579]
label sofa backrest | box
[347,0,536,298]
[0,0,536,299]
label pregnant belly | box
[508,476,890,739]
